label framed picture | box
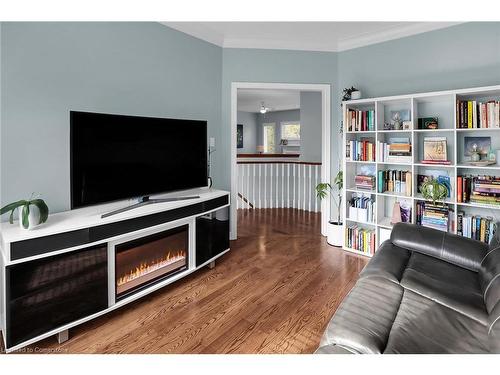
[423,137,447,161]
[237,124,243,149]
[464,136,491,156]
[390,109,411,122]
[402,121,412,130]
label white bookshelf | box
[342,84,500,258]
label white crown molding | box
[161,22,224,46]
[223,37,338,52]
[337,22,464,51]
[161,22,464,52]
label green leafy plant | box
[0,194,49,229]
[316,170,343,224]
[421,179,448,206]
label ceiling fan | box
[259,101,272,114]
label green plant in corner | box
[420,179,448,206]
[0,194,49,229]
[316,170,343,224]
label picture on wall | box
[464,136,491,156]
[237,124,243,149]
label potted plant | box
[316,170,343,247]
[0,195,49,230]
[420,179,448,206]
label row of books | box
[345,225,376,255]
[416,201,454,232]
[377,137,412,164]
[457,175,500,206]
[457,213,497,243]
[347,109,375,132]
[456,100,500,128]
[346,139,375,161]
[377,170,412,196]
[354,175,376,190]
[348,196,375,223]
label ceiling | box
[237,89,301,113]
[162,22,461,52]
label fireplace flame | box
[117,250,186,287]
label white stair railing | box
[237,161,322,212]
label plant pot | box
[18,205,40,230]
[351,91,361,100]
[327,221,344,247]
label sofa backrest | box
[390,223,488,272]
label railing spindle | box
[307,165,312,211]
[303,164,306,211]
[263,164,267,209]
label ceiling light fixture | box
[259,102,268,114]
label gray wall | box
[222,48,339,191]
[3,22,500,221]
[256,109,300,150]
[0,22,223,215]
[236,111,258,153]
[299,91,322,162]
[337,22,500,100]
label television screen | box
[71,111,207,209]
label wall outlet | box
[209,137,215,147]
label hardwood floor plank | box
[4,208,367,354]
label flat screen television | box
[71,111,208,209]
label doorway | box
[230,82,331,240]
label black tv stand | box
[101,195,201,218]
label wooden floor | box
[5,208,367,354]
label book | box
[417,174,431,193]
[457,175,500,205]
[420,160,451,165]
[347,109,375,131]
[377,169,411,196]
[456,99,500,128]
[423,137,447,162]
[437,175,451,198]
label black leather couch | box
[316,223,500,354]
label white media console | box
[0,188,230,353]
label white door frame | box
[230,82,331,239]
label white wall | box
[236,111,258,153]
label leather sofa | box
[316,223,500,354]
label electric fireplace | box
[115,225,189,299]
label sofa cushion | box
[400,252,488,325]
[390,223,488,272]
[384,290,490,354]
[319,277,403,354]
[359,240,410,284]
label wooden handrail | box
[237,193,254,209]
[237,161,321,165]
[237,153,300,158]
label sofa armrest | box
[390,223,488,272]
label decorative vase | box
[327,221,344,247]
[351,91,361,100]
[18,205,40,230]
[390,202,402,225]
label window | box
[281,122,301,140]
[263,123,276,153]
